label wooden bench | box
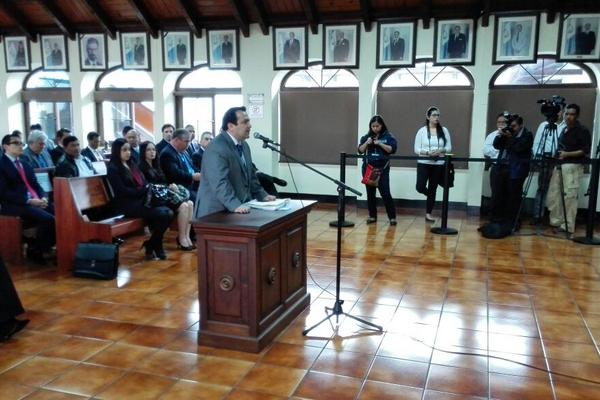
[0,167,55,265]
[54,176,145,274]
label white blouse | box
[414,126,452,165]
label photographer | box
[492,115,533,229]
[483,112,509,217]
[531,97,566,224]
[546,104,591,236]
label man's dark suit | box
[283,38,301,63]
[81,147,103,162]
[390,37,405,60]
[191,147,204,171]
[221,41,233,63]
[54,155,96,178]
[22,147,54,169]
[0,154,55,253]
[581,31,597,54]
[156,139,169,155]
[447,32,467,58]
[0,257,26,334]
[130,147,140,165]
[159,144,196,199]
[333,38,350,62]
[196,133,267,217]
[50,146,64,165]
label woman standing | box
[107,138,174,260]
[414,106,452,222]
[358,115,398,225]
[139,141,194,251]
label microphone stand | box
[257,139,383,335]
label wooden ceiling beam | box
[546,0,557,24]
[480,0,491,27]
[227,0,250,37]
[38,0,76,40]
[421,0,432,29]
[0,0,37,42]
[126,0,159,38]
[249,0,269,35]
[359,0,372,32]
[176,0,202,38]
[80,0,117,39]
[299,0,318,34]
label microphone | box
[253,132,280,147]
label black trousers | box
[363,164,396,220]
[137,206,174,251]
[490,165,526,225]
[416,163,443,214]
[0,257,25,323]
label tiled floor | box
[1,205,600,399]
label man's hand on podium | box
[234,205,250,214]
[263,195,276,202]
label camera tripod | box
[514,121,570,238]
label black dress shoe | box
[0,318,29,342]
[26,250,46,266]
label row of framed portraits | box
[3,13,600,73]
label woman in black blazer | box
[139,141,194,251]
[107,138,173,260]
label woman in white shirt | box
[414,106,452,222]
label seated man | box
[22,130,54,169]
[191,131,214,171]
[54,136,97,178]
[0,134,55,264]
[50,128,71,165]
[159,128,201,201]
[81,131,105,162]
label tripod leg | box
[343,313,383,331]
[556,164,570,237]
[302,312,336,336]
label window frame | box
[377,58,474,92]
[281,61,359,90]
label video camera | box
[537,95,565,123]
[499,111,519,134]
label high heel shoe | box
[140,241,157,260]
[176,237,194,251]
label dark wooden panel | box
[146,0,183,19]
[318,0,361,13]
[208,242,246,321]
[286,225,305,297]
[56,0,96,24]
[15,0,54,25]
[0,8,16,27]
[265,0,301,14]
[103,0,140,20]
[259,237,282,318]
[196,0,234,16]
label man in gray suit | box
[197,106,275,217]
[22,130,54,169]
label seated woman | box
[139,141,194,251]
[107,138,174,260]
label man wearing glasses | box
[0,134,55,265]
[192,131,214,171]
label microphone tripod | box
[256,137,383,335]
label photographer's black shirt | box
[558,122,591,161]
[358,130,397,168]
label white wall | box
[1,13,599,209]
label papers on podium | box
[245,198,290,211]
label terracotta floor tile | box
[260,342,322,369]
[0,381,36,400]
[2,330,69,355]
[134,349,201,378]
[119,325,180,348]
[0,350,32,374]
[94,371,174,399]
[368,356,428,387]
[162,330,212,354]
[20,389,87,399]
[553,379,600,399]
[293,371,362,400]
[430,346,488,372]
[422,389,488,399]
[488,351,549,379]
[226,389,288,399]
[237,363,306,397]
[76,320,140,341]
[159,380,231,400]
[0,356,76,387]
[311,347,373,378]
[43,363,124,397]
[39,336,112,361]
[184,356,254,386]
[86,343,157,369]
[358,380,423,400]
[377,332,433,362]
[425,364,488,398]
[543,340,600,365]
[489,372,553,400]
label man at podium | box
[196,106,275,217]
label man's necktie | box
[15,160,39,200]
[236,144,246,166]
[516,32,520,41]
[180,154,194,175]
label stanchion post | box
[330,152,355,228]
[431,154,458,235]
[573,157,600,245]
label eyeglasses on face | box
[9,141,23,146]
[430,113,440,117]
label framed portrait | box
[376,21,416,68]
[323,24,360,68]
[493,14,539,64]
[163,31,193,70]
[207,29,239,70]
[41,35,69,71]
[3,36,30,72]
[434,19,476,65]
[558,13,600,62]
[79,33,107,71]
[273,26,307,70]
[120,32,150,70]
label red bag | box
[361,164,383,187]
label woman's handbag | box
[361,162,389,187]
[145,183,190,208]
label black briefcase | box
[73,242,119,280]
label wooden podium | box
[193,200,316,353]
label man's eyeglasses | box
[430,113,440,117]
[9,141,23,146]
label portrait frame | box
[557,13,600,62]
[3,36,30,72]
[79,33,108,71]
[493,13,539,65]
[207,29,239,70]
[41,34,69,71]
[120,32,151,70]
[323,23,360,69]
[162,31,193,70]
[434,19,476,66]
[272,26,308,70]
[376,20,417,68]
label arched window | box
[95,67,154,142]
[377,60,474,167]
[22,69,72,141]
[175,66,242,135]
[280,64,359,165]
[487,57,596,135]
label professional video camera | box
[537,95,565,123]
[500,111,518,134]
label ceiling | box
[0,0,599,42]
